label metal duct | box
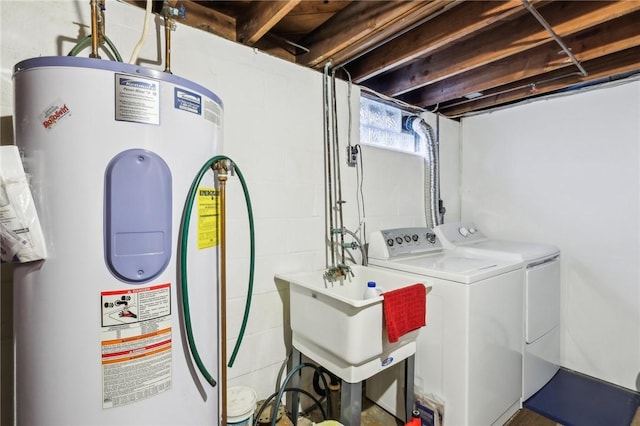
[407,116,442,229]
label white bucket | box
[227,386,257,425]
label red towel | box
[383,283,426,343]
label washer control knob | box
[426,233,436,244]
[395,237,403,244]
[458,227,469,237]
[386,238,394,247]
[404,235,411,243]
[412,234,419,242]
[469,227,477,234]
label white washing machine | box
[366,227,524,426]
[434,222,561,402]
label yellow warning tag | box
[197,187,219,249]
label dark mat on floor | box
[524,369,640,426]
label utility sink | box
[276,265,430,383]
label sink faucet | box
[323,264,354,282]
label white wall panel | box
[461,80,640,391]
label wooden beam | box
[237,0,302,45]
[365,1,640,96]
[253,35,296,62]
[171,1,236,40]
[346,0,534,82]
[316,0,458,69]
[296,0,451,69]
[124,0,236,40]
[399,12,640,107]
[275,1,350,38]
[441,46,640,117]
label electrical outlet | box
[347,146,358,167]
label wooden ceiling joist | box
[401,11,640,108]
[364,0,640,97]
[295,0,448,69]
[237,0,302,45]
[171,1,236,41]
[125,0,640,118]
[346,0,533,83]
[442,46,640,116]
[304,0,457,70]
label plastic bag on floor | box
[0,145,46,263]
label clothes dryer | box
[434,222,561,402]
[366,227,524,426]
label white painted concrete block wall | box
[460,80,640,392]
[1,0,459,414]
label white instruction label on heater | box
[101,283,172,408]
[115,74,160,125]
[203,98,222,125]
[101,283,170,327]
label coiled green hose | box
[67,35,123,62]
[180,155,255,387]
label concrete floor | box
[282,397,402,426]
[270,399,640,426]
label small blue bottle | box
[363,281,379,299]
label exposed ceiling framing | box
[127,0,640,117]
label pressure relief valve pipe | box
[179,155,255,425]
[214,159,229,425]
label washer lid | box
[435,222,559,262]
[450,240,559,263]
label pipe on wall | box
[521,0,588,77]
[89,0,100,58]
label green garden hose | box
[180,155,255,387]
[67,35,123,62]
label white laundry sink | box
[276,265,429,383]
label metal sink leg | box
[340,380,362,426]
[405,354,415,421]
[287,348,302,424]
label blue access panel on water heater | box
[104,148,172,283]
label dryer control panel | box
[368,227,443,260]
[435,221,488,248]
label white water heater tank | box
[12,56,223,425]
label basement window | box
[359,96,422,156]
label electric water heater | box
[12,56,223,425]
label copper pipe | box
[215,161,229,426]
[89,0,100,58]
[161,0,177,73]
[164,18,173,73]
